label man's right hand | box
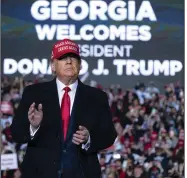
[28,102,43,129]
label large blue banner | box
[2,0,184,89]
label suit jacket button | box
[63,150,66,153]
[53,161,56,165]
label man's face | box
[115,160,122,170]
[51,54,81,80]
[134,166,143,178]
[5,122,10,128]
[99,157,105,165]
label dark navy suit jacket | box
[11,78,117,178]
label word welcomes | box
[31,0,157,41]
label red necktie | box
[61,87,71,140]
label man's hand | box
[28,102,43,129]
[72,126,89,145]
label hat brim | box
[56,52,81,60]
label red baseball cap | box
[51,39,80,60]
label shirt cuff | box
[81,135,91,151]
[30,125,40,138]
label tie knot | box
[63,87,71,93]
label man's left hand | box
[72,126,89,145]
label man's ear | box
[51,61,56,73]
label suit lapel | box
[44,78,63,135]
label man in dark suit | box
[11,39,117,178]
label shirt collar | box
[56,78,78,92]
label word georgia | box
[31,0,157,21]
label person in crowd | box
[1,65,184,178]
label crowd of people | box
[1,76,184,178]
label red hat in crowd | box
[144,143,152,151]
[151,131,158,140]
[51,39,80,60]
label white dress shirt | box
[56,77,78,114]
[30,78,90,150]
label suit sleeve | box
[84,92,117,154]
[10,86,32,143]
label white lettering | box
[108,1,126,21]
[79,59,89,75]
[56,25,69,39]
[31,0,157,22]
[126,60,140,75]
[154,60,169,76]
[92,59,105,75]
[31,0,50,21]
[35,24,152,41]
[139,25,151,41]
[110,25,126,41]
[170,60,183,76]
[93,45,104,57]
[18,59,33,74]
[68,1,89,21]
[51,1,68,20]
[80,25,94,41]
[126,25,139,41]
[90,1,108,20]
[128,1,136,21]
[35,24,56,40]
[4,59,18,74]
[136,1,157,21]
[94,25,109,41]
[113,59,126,75]
[104,45,113,57]
[139,60,153,76]
[80,45,133,58]
[33,59,48,74]
[124,45,133,57]
[69,25,81,40]
[2,58,182,76]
